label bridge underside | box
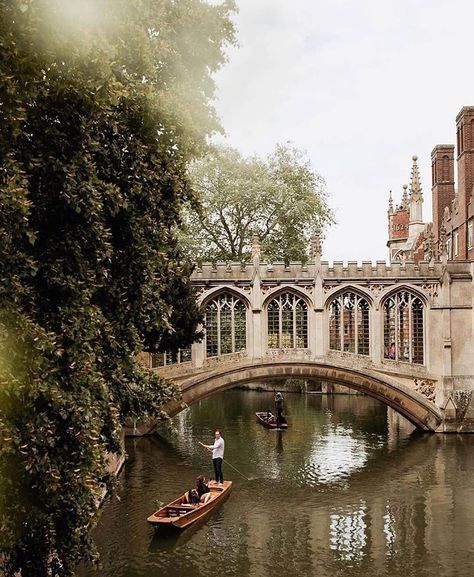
[168,360,443,432]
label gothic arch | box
[380,287,426,365]
[263,288,311,350]
[325,288,372,356]
[201,290,250,358]
[378,284,430,308]
[261,285,313,309]
[324,285,374,309]
[198,285,251,308]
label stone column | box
[311,234,325,357]
[251,232,262,360]
[370,303,382,363]
[192,332,205,368]
[314,269,324,357]
[440,268,452,402]
[252,310,262,359]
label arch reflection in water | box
[329,501,367,561]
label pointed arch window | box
[328,292,370,355]
[205,293,247,358]
[267,292,308,349]
[383,291,424,364]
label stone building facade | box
[387,106,474,263]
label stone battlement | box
[192,259,471,281]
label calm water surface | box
[80,390,474,577]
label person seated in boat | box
[265,410,276,424]
[186,487,200,505]
[196,475,213,504]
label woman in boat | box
[265,410,276,424]
[187,487,200,504]
[196,475,212,504]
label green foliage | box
[183,143,334,263]
[0,1,235,576]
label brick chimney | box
[456,106,474,221]
[431,144,455,243]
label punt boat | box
[255,412,288,430]
[147,480,232,530]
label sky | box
[211,0,474,262]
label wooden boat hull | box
[256,412,288,429]
[147,480,232,530]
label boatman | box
[275,391,284,425]
[203,430,225,486]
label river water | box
[80,389,474,577]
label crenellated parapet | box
[193,259,470,281]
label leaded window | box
[151,348,192,367]
[328,292,370,355]
[205,294,247,358]
[267,292,308,349]
[383,291,424,364]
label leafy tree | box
[0,1,235,576]
[183,143,334,263]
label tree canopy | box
[183,144,334,263]
[0,1,235,576]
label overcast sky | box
[211,0,474,262]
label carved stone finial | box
[439,222,447,259]
[251,231,261,265]
[310,234,322,261]
[401,184,409,208]
[410,155,422,200]
[425,230,436,263]
[388,190,393,213]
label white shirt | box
[210,436,224,459]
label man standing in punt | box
[275,391,284,426]
[203,430,225,486]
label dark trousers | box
[277,408,283,423]
[213,457,223,483]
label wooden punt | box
[147,480,232,530]
[255,412,288,430]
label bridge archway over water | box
[148,256,474,433]
[170,360,443,432]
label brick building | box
[387,106,474,262]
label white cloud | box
[212,0,474,261]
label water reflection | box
[304,428,373,486]
[79,390,474,577]
[330,501,367,561]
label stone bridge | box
[145,243,474,432]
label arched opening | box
[328,291,370,355]
[266,292,308,349]
[383,290,424,364]
[204,293,247,358]
[175,360,442,431]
